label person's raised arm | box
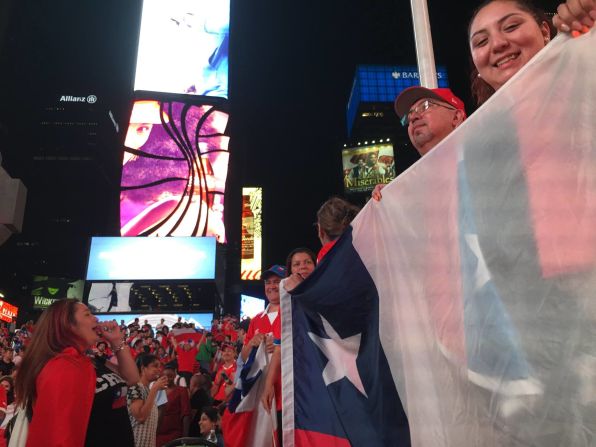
[100,320,139,385]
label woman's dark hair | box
[135,353,159,372]
[202,406,220,425]
[316,197,360,241]
[15,299,85,406]
[468,0,556,105]
[285,247,317,275]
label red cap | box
[394,87,466,119]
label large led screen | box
[96,312,213,330]
[240,187,262,280]
[121,100,229,239]
[342,142,396,193]
[86,237,216,281]
[134,0,229,98]
[240,294,265,319]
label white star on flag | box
[308,314,368,397]
[464,233,491,290]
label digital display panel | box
[240,294,265,319]
[96,312,213,331]
[240,187,262,280]
[342,143,396,193]
[134,0,229,98]
[121,100,229,239]
[31,276,84,309]
[86,237,216,281]
[87,282,133,313]
[0,301,18,323]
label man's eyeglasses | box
[401,99,456,127]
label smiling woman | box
[468,0,555,105]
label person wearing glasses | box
[372,87,466,201]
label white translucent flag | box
[352,30,596,447]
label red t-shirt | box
[176,346,198,373]
[213,362,237,401]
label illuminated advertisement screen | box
[134,0,229,98]
[96,312,213,330]
[0,301,18,323]
[342,143,395,193]
[240,294,265,319]
[240,187,262,280]
[87,282,133,313]
[121,100,229,239]
[86,237,216,281]
[31,276,84,309]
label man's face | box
[264,275,281,305]
[366,153,378,166]
[407,98,458,155]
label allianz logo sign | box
[59,95,98,104]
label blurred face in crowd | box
[222,346,235,363]
[199,413,217,436]
[2,350,12,362]
[141,359,162,382]
[0,380,10,393]
[163,368,176,387]
[469,0,550,91]
[72,304,100,348]
[264,275,281,305]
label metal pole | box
[410,0,438,88]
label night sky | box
[0,0,561,307]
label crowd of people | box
[0,1,593,446]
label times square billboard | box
[122,0,230,240]
[134,0,229,98]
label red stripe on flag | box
[221,409,255,447]
[295,429,351,447]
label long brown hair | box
[15,299,85,406]
[468,0,556,105]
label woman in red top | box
[15,299,139,447]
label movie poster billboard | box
[134,0,229,98]
[240,187,262,280]
[342,143,396,193]
[120,100,229,240]
[31,276,84,309]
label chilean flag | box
[222,343,275,447]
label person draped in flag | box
[261,248,317,445]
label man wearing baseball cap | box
[240,264,287,363]
[373,86,466,200]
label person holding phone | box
[127,353,168,447]
[211,344,236,409]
